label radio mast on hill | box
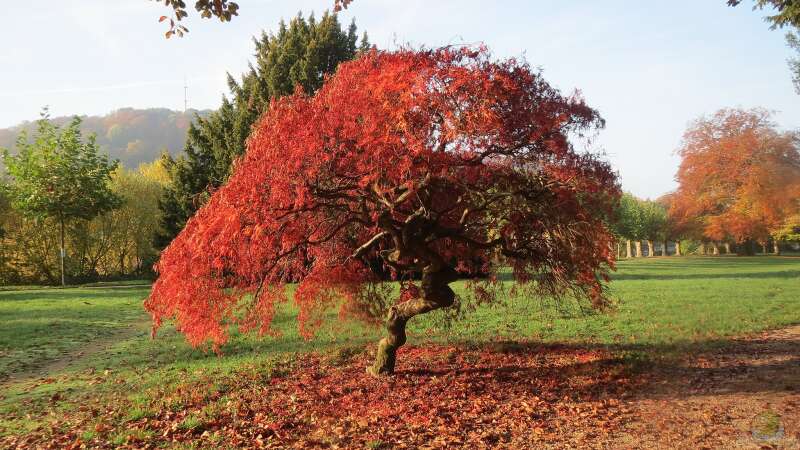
[183,76,189,112]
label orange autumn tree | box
[145,47,620,375]
[670,108,800,254]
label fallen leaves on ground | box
[3,327,800,449]
[1,342,638,449]
[624,326,800,449]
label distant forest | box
[0,108,211,168]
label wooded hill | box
[0,108,210,168]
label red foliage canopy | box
[145,47,619,351]
[670,108,800,244]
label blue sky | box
[1,1,797,198]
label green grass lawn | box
[1,256,799,437]
[434,256,800,347]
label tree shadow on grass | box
[389,330,800,403]
[494,270,800,283]
[134,317,800,403]
[609,269,800,281]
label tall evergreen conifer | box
[157,12,369,248]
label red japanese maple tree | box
[145,47,619,375]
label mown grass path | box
[0,285,151,382]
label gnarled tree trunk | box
[675,241,681,256]
[773,241,781,255]
[626,240,632,258]
[724,242,731,254]
[368,264,458,376]
[646,240,654,257]
[634,241,642,258]
[711,242,719,255]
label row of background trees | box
[0,112,168,285]
[3,107,796,286]
[615,109,800,258]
